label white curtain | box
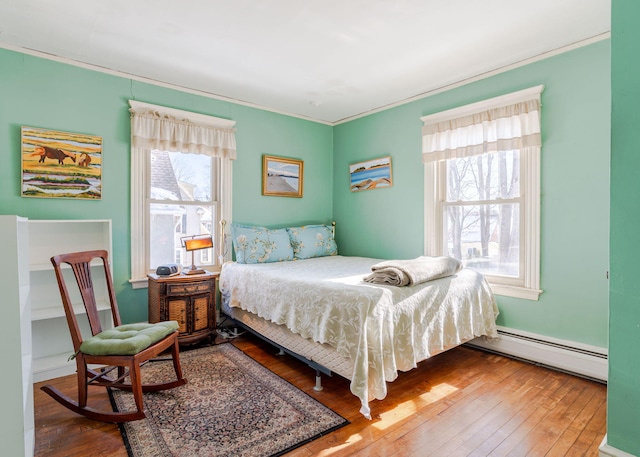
[130,108,237,159]
[422,96,541,163]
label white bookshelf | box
[28,219,113,382]
[0,215,34,457]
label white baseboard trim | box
[467,326,608,382]
[599,435,637,457]
[33,364,76,383]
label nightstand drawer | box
[166,280,212,296]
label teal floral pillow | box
[231,224,294,264]
[287,225,338,259]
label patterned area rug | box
[110,343,348,457]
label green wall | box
[608,0,640,454]
[0,48,333,323]
[334,40,611,349]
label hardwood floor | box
[34,333,606,456]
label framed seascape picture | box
[21,126,103,199]
[349,156,393,192]
[262,155,303,197]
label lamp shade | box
[183,235,213,251]
[181,234,213,275]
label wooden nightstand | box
[147,270,219,345]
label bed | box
[219,223,499,419]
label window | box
[422,86,543,300]
[149,150,216,272]
[129,101,236,288]
[444,150,520,277]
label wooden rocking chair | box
[41,250,187,422]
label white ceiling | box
[0,0,610,124]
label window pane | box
[444,203,520,277]
[150,150,212,202]
[150,203,214,269]
[446,150,520,202]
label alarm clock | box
[155,264,179,276]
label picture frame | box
[21,126,103,199]
[349,156,393,192]
[262,155,303,198]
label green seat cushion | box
[79,321,179,356]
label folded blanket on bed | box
[363,256,463,286]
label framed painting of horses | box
[21,126,102,199]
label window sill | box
[489,283,542,301]
[129,277,149,290]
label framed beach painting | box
[349,156,393,192]
[262,155,303,197]
[21,126,102,199]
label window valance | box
[421,85,543,163]
[129,101,237,160]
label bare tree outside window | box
[444,150,520,278]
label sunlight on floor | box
[307,383,459,456]
[373,382,459,431]
[315,433,363,456]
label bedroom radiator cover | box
[467,326,608,382]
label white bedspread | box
[220,255,498,418]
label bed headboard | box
[219,219,227,264]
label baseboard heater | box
[466,326,608,383]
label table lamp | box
[181,234,213,275]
